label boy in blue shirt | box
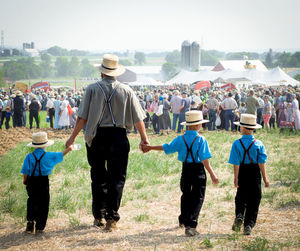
[21,132,72,234]
[229,113,270,235]
[143,110,219,236]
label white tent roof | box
[216,60,268,71]
[128,76,164,86]
[167,67,300,86]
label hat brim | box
[233,122,262,129]
[98,64,125,77]
[181,119,210,126]
[27,140,54,148]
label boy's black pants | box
[179,162,206,228]
[86,127,130,222]
[235,163,261,228]
[26,176,50,230]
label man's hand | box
[65,136,75,149]
[139,139,150,153]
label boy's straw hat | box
[234,113,262,129]
[98,54,125,77]
[27,132,54,148]
[181,110,209,126]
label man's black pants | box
[29,111,39,129]
[26,176,50,230]
[235,163,262,228]
[86,127,130,222]
[48,108,55,128]
[13,111,23,127]
[179,162,206,228]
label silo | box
[181,40,191,69]
[31,42,35,49]
[191,41,200,71]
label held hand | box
[65,137,75,149]
[139,139,150,153]
[212,176,219,185]
[142,144,152,153]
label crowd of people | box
[0,88,83,130]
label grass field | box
[0,115,299,250]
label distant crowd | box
[1,84,300,132]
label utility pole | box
[1,30,4,50]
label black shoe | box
[243,225,252,235]
[25,221,34,233]
[94,218,106,228]
[232,216,243,232]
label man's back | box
[170,95,182,114]
[246,96,259,115]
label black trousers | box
[26,176,50,230]
[13,111,23,127]
[48,108,55,128]
[86,127,130,222]
[179,162,206,228]
[29,111,39,129]
[235,163,262,228]
[0,111,10,129]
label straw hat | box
[98,54,125,77]
[180,110,209,126]
[234,113,262,129]
[27,132,54,148]
[16,91,23,96]
[11,94,16,98]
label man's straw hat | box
[27,132,54,148]
[16,91,23,96]
[234,113,262,129]
[180,110,209,126]
[98,54,125,77]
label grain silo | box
[191,41,200,71]
[181,40,191,69]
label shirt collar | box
[241,135,255,140]
[33,148,45,153]
[184,130,199,136]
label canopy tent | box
[167,67,300,86]
[128,76,164,86]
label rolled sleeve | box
[77,87,92,120]
[258,145,267,163]
[228,142,240,165]
[21,155,31,175]
[163,137,180,155]
[198,138,212,161]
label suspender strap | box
[31,152,46,177]
[239,139,256,164]
[97,81,120,127]
[182,135,199,163]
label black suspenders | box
[97,81,120,127]
[31,152,46,177]
[239,139,256,164]
[182,135,199,163]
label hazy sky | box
[1,0,299,52]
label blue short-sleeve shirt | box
[163,130,212,163]
[228,135,267,165]
[21,148,63,176]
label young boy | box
[229,113,270,235]
[143,110,219,237]
[21,131,72,234]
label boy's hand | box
[211,175,219,185]
[234,178,239,188]
[141,144,151,153]
[264,179,270,187]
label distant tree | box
[161,62,178,80]
[40,53,52,77]
[0,68,5,87]
[47,46,69,56]
[265,49,273,68]
[275,52,292,67]
[294,74,300,81]
[55,57,70,77]
[134,52,146,65]
[80,59,98,77]
[292,52,300,66]
[206,50,226,59]
[69,56,80,76]
[119,59,132,66]
[165,50,181,65]
[201,50,219,66]
[12,49,20,56]
[70,49,88,56]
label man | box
[65,54,149,232]
[178,91,191,133]
[170,90,182,132]
[151,94,160,134]
[46,94,56,128]
[28,94,42,129]
[221,92,238,131]
[207,92,219,131]
[245,90,259,115]
[13,91,25,127]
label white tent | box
[128,76,164,86]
